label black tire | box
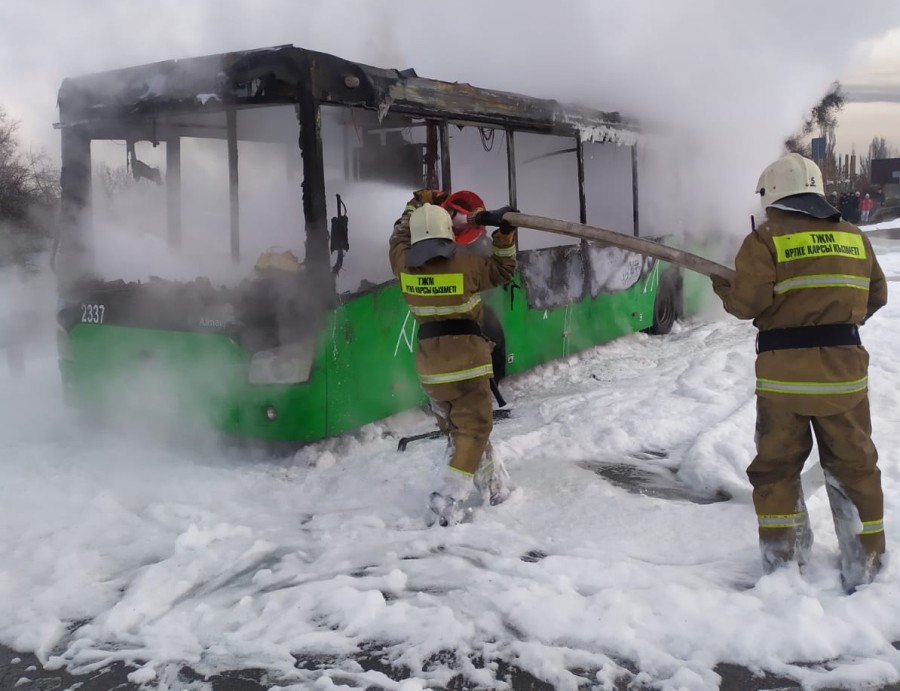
[482,308,507,381]
[646,271,680,336]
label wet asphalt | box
[7,642,900,690]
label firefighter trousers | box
[423,375,493,477]
[749,395,884,583]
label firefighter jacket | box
[389,203,517,386]
[714,207,887,416]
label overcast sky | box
[2,0,900,231]
[836,26,900,154]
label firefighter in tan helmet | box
[389,189,517,526]
[712,153,888,592]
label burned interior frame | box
[55,44,641,307]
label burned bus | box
[53,45,680,444]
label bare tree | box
[0,111,30,222]
[93,161,135,205]
[809,84,845,137]
[859,136,893,184]
[0,107,60,268]
[784,82,845,187]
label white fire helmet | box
[409,203,455,245]
[756,153,825,207]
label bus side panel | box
[63,324,249,429]
[325,283,426,437]
[488,275,567,377]
[493,262,660,378]
[580,247,660,343]
[61,324,330,443]
[232,324,331,443]
[578,261,660,348]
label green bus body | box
[54,45,689,444]
[58,265,660,442]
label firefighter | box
[712,153,888,592]
[389,189,517,526]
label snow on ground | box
[3,237,900,690]
[862,218,900,235]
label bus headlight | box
[248,342,315,385]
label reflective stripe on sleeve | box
[419,363,494,385]
[408,295,482,317]
[756,377,867,395]
[774,274,870,295]
[860,519,885,535]
[493,244,516,258]
[758,512,808,529]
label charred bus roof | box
[56,44,638,143]
[55,44,643,288]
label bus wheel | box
[482,308,507,381]
[647,272,680,336]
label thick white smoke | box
[3,0,900,244]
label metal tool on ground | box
[397,409,511,452]
[500,211,735,281]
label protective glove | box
[492,229,516,246]
[711,274,730,290]
[412,189,449,206]
[710,274,731,299]
[471,206,518,231]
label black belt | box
[417,319,483,340]
[756,324,860,353]
[417,318,507,407]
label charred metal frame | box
[165,136,181,247]
[575,138,588,224]
[54,128,92,280]
[56,44,639,296]
[575,137,590,297]
[631,145,640,237]
[439,121,452,193]
[295,81,330,284]
[425,122,439,190]
[505,129,517,210]
[226,110,239,260]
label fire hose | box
[500,211,735,282]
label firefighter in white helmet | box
[712,152,887,592]
[389,190,517,526]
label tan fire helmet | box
[756,153,838,219]
[756,153,826,207]
[406,203,457,267]
[409,203,455,245]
